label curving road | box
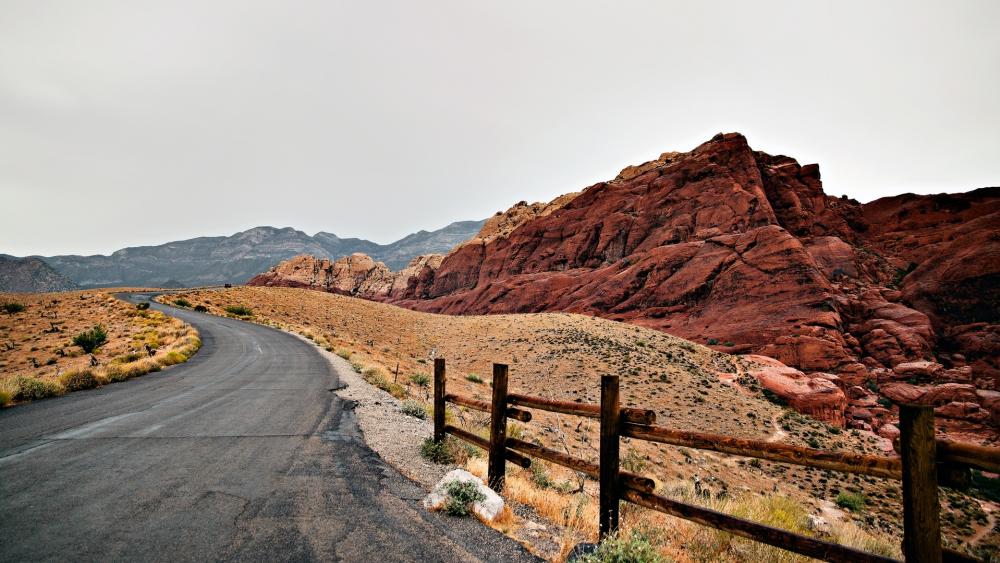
[0,294,535,562]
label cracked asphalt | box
[0,294,537,562]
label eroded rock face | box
[745,355,847,425]
[249,134,999,438]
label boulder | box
[746,355,847,425]
[423,469,505,523]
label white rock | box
[423,469,505,522]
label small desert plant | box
[350,361,364,373]
[14,376,64,401]
[442,480,486,517]
[335,348,353,360]
[363,366,406,398]
[707,338,720,345]
[621,448,647,473]
[410,373,430,387]
[173,298,192,308]
[835,491,866,512]
[1,302,26,315]
[224,305,253,316]
[72,324,108,353]
[135,302,150,310]
[466,373,483,384]
[578,528,664,563]
[421,437,456,464]
[0,378,17,406]
[59,369,100,392]
[193,304,208,312]
[401,400,427,419]
[113,352,144,364]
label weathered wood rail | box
[432,359,998,562]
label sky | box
[1,1,998,257]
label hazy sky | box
[1,1,998,257]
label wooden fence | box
[431,359,1000,563]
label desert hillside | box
[249,133,1000,447]
[164,286,1000,558]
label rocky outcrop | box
[746,355,847,425]
[248,134,999,438]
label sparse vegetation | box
[400,399,427,419]
[173,298,192,308]
[2,302,26,315]
[224,304,253,316]
[72,324,108,353]
[335,348,353,360]
[442,480,486,517]
[466,373,483,384]
[421,437,456,464]
[578,528,664,563]
[835,491,866,512]
[14,376,64,401]
[410,373,430,387]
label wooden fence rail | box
[431,359,994,563]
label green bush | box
[578,529,664,563]
[72,324,108,353]
[173,298,192,308]
[707,338,720,345]
[224,305,253,316]
[835,491,866,512]
[442,480,486,517]
[401,400,427,419]
[14,376,64,401]
[135,302,150,310]
[59,369,100,392]
[2,302,26,315]
[466,373,483,384]
[410,373,430,387]
[421,437,456,464]
[193,304,208,312]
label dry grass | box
[162,286,995,558]
[0,290,200,405]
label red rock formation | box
[249,133,999,438]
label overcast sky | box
[1,1,997,257]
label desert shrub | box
[2,302,26,315]
[442,480,486,517]
[224,305,253,316]
[466,373,483,384]
[14,376,64,401]
[578,529,664,563]
[72,324,108,353]
[335,348,352,360]
[530,462,552,489]
[193,304,208,312]
[835,491,866,512]
[103,364,129,383]
[421,437,457,464]
[173,298,192,308]
[410,373,430,387]
[363,366,406,398]
[0,378,17,406]
[621,448,647,473]
[706,338,720,345]
[0,390,10,406]
[135,302,150,310]
[401,400,427,419]
[350,361,364,373]
[59,369,100,392]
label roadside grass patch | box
[421,437,457,464]
[173,298,192,308]
[14,376,64,401]
[224,305,253,317]
[578,528,664,563]
[59,369,100,392]
[401,400,427,419]
[362,366,406,398]
[335,348,352,360]
[193,304,208,312]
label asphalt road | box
[0,294,536,562]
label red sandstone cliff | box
[249,133,999,438]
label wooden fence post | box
[488,363,509,492]
[433,358,446,443]
[900,404,942,563]
[600,374,621,539]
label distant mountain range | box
[0,255,79,293]
[1,221,484,291]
